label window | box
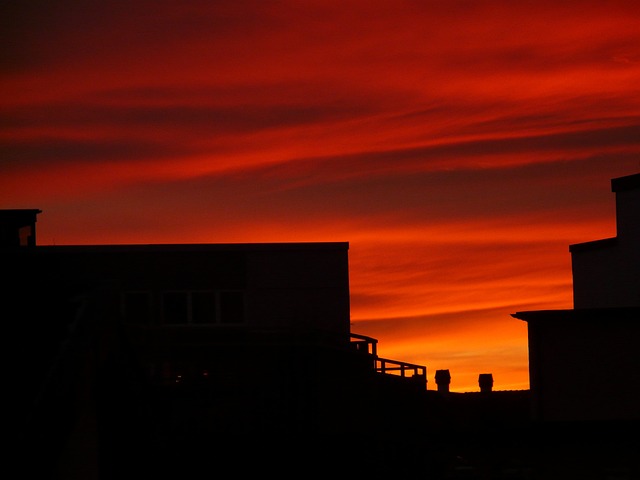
[122,289,245,325]
[160,290,245,325]
[122,291,152,324]
[219,290,245,324]
[162,291,190,324]
[191,291,217,324]
[18,225,32,246]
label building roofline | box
[19,242,350,253]
[511,306,640,322]
[569,237,616,253]
[0,208,42,220]
[611,172,640,192]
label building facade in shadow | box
[5,214,435,478]
[512,172,640,480]
[513,172,640,423]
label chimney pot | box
[435,369,451,393]
[478,373,493,393]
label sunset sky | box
[2,1,639,392]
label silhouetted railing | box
[375,357,426,380]
[351,333,427,384]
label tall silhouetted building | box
[513,172,640,423]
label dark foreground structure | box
[510,172,640,479]
[5,172,639,479]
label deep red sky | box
[2,1,639,391]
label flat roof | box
[569,237,616,253]
[0,209,42,221]
[27,242,350,253]
[512,307,640,322]
[611,172,640,192]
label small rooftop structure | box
[435,369,451,393]
[569,172,640,308]
[0,209,41,248]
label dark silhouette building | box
[512,172,640,479]
[6,215,435,478]
[513,172,640,423]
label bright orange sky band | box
[2,1,640,392]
